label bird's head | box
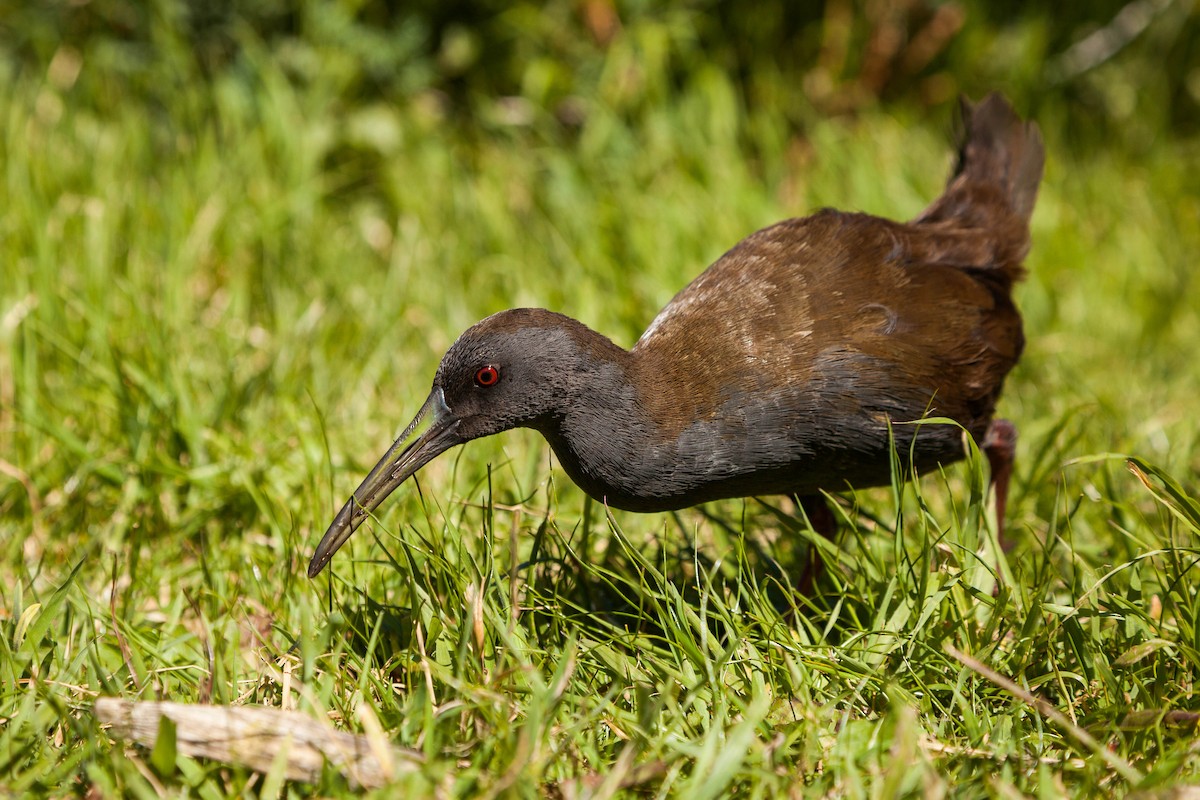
[307,308,619,577]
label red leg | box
[796,494,837,595]
[982,419,1017,551]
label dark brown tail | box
[917,92,1045,233]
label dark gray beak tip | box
[306,553,328,579]
[307,493,365,578]
[306,387,458,578]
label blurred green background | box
[3,1,1200,796]
[4,0,1199,144]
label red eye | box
[474,365,500,387]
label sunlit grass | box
[3,23,1199,799]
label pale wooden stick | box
[95,698,422,789]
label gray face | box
[434,306,632,438]
[433,319,564,441]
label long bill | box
[307,387,459,577]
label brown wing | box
[633,210,1022,441]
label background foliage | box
[2,0,1199,797]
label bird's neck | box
[532,333,727,512]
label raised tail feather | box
[918,92,1045,231]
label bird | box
[307,92,1044,580]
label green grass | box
[3,22,1200,800]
